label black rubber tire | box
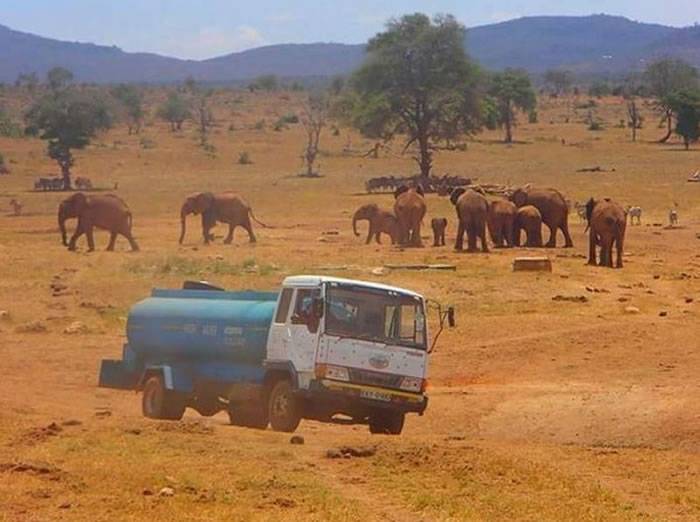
[368,411,405,435]
[142,375,186,421]
[192,397,223,417]
[228,403,269,430]
[267,380,301,433]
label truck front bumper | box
[307,379,428,414]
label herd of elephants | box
[56,182,627,268]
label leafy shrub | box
[588,120,604,131]
[238,151,253,165]
[253,119,266,131]
[139,137,156,149]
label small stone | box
[290,435,305,445]
[653,275,660,280]
[326,449,343,459]
[142,489,154,496]
[64,321,89,335]
[0,310,9,320]
[158,487,175,497]
[685,297,694,304]
[618,297,629,302]
[659,311,668,317]
[61,419,82,427]
[624,306,640,314]
[58,502,72,509]
[371,267,387,276]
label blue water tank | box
[126,289,278,366]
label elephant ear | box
[585,198,596,227]
[71,192,88,213]
[450,188,465,206]
[192,192,215,214]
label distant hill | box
[1,15,700,84]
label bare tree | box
[299,94,327,177]
[626,97,641,142]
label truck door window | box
[274,288,293,324]
[291,288,320,332]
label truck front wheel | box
[142,375,185,421]
[368,411,404,435]
[228,402,269,430]
[268,380,301,432]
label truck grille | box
[349,368,402,390]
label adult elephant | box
[58,193,139,252]
[510,186,573,248]
[450,188,489,253]
[393,185,426,247]
[487,198,516,248]
[585,198,626,268]
[179,192,265,245]
[513,205,543,247]
[352,203,399,245]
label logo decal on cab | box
[369,355,390,370]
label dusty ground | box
[1,91,699,521]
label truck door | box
[287,287,321,372]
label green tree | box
[46,67,74,92]
[0,104,22,138]
[25,90,112,189]
[487,69,536,143]
[588,81,611,98]
[345,13,482,178]
[544,69,574,96]
[157,91,190,131]
[644,59,699,142]
[249,75,278,92]
[15,72,39,94]
[111,84,144,134]
[666,88,700,150]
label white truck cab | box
[265,276,433,434]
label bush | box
[575,99,597,110]
[238,151,252,165]
[528,110,538,124]
[0,106,22,138]
[588,120,604,131]
[253,119,266,131]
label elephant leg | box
[454,222,465,251]
[244,219,257,243]
[375,231,382,244]
[224,224,234,244]
[480,225,489,253]
[561,222,574,248]
[68,223,85,251]
[86,226,95,252]
[125,232,140,252]
[587,233,597,266]
[544,223,557,248]
[413,223,423,247]
[467,224,477,252]
[365,224,374,245]
[106,232,117,251]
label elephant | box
[431,218,447,247]
[450,188,489,253]
[58,193,139,252]
[486,198,516,248]
[352,203,400,245]
[179,192,265,245]
[510,186,573,248]
[393,185,426,247]
[513,205,543,247]
[585,198,626,268]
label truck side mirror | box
[312,297,324,319]
[447,307,455,327]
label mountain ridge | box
[1,14,699,84]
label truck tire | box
[368,411,404,435]
[142,375,186,421]
[228,403,269,430]
[268,380,301,432]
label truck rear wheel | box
[368,411,404,435]
[268,380,301,432]
[142,375,185,420]
[228,403,269,430]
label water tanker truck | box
[99,275,453,434]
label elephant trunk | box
[352,212,361,236]
[179,205,189,244]
[58,204,68,246]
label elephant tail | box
[126,211,133,231]
[249,208,272,228]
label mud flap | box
[98,360,139,390]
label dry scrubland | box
[1,92,700,521]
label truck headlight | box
[400,376,424,393]
[318,365,350,382]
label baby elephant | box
[431,218,447,246]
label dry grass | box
[1,91,699,521]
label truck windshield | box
[324,284,426,350]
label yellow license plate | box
[360,389,392,402]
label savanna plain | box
[1,91,700,521]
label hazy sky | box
[2,0,699,59]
